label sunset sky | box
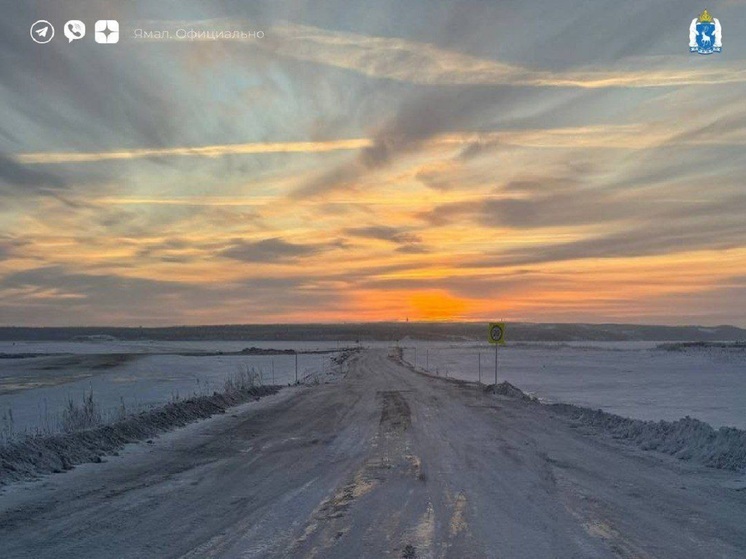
[2,0,746,326]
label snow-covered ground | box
[3,349,745,558]
[2,339,744,439]
[400,341,746,429]
[0,340,351,437]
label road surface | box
[1,349,745,558]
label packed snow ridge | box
[0,385,280,486]
[485,379,746,472]
[550,402,746,471]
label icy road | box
[1,349,745,558]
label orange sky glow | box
[2,9,745,326]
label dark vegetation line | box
[0,323,745,342]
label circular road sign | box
[489,323,504,344]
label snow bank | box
[485,381,534,401]
[550,403,746,471]
[397,349,746,472]
[487,380,746,471]
[0,385,280,486]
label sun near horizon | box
[2,3,746,328]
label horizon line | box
[0,321,742,330]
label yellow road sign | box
[488,322,505,345]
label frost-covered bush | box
[61,389,102,433]
[1,408,14,443]
[224,364,261,394]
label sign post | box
[487,322,506,386]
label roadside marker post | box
[295,353,298,384]
[488,322,506,386]
[478,352,482,384]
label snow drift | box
[486,380,746,472]
[0,385,280,486]
[550,402,746,471]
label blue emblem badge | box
[690,10,722,54]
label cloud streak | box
[0,153,66,193]
[345,225,421,244]
[137,19,746,89]
[15,123,746,166]
[220,237,331,263]
[16,139,371,164]
[266,22,746,89]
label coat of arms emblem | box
[689,10,722,54]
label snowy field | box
[1,339,744,440]
[0,340,352,437]
[400,341,746,429]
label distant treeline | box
[0,323,744,342]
